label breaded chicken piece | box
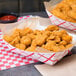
[34,34,48,46]
[68,10,76,19]
[52,45,61,52]
[54,36,61,43]
[46,35,55,41]
[15,43,26,50]
[41,30,52,36]
[20,28,33,36]
[45,25,59,31]
[33,30,42,35]
[27,33,36,40]
[11,29,21,38]
[52,30,67,37]
[58,45,65,50]
[62,34,72,43]
[20,36,31,46]
[65,44,73,49]
[59,40,67,45]
[9,36,20,45]
[42,41,56,51]
[26,46,36,52]
[3,35,13,42]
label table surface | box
[0,12,76,76]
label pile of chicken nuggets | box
[3,25,73,52]
[51,0,76,23]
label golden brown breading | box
[26,46,36,52]
[62,34,72,43]
[33,30,42,35]
[54,36,61,43]
[65,44,73,49]
[68,10,76,19]
[20,36,31,46]
[20,28,33,36]
[52,45,61,52]
[34,34,48,46]
[26,33,36,40]
[41,30,52,36]
[42,41,56,51]
[15,43,26,50]
[46,35,55,41]
[45,25,59,31]
[9,36,20,45]
[59,40,67,45]
[3,35,13,42]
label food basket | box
[44,0,76,31]
[0,16,76,65]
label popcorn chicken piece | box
[52,45,61,52]
[31,39,37,47]
[52,30,67,37]
[34,34,48,46]
[66,44,73,49]
[60,30,67,34]
[27,33,36,40]
[42,41,56,51]
[26,46,36,52]
[42,45,53,51]
[58,45,65,50]
[41,30,52,36]
[20,36,31,46]
[20,28,33,36]
[59,40,67,45]
[3,35,13,42]
[62,34,72,43]
[54,36,61,43]
[33,30,42,35]
[45,25,59,31]
[9,36,20,45]
[11,29,21,38]
[15,43,26,50]
[46,35,55,41]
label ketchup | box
[0,15,17,21]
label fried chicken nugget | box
[3,35,13,42]
[33,30,42,35]
[20,28,33,36]
[34,34,48,46]
[11,29,21,38]
[45,25,59,31]
[65,44,73,49]
[68,10,76,19]
[52,30,67,37]
[42,41,56,51]
[54,36,61,43]
[9,36,20,45]
[15,43,26,50]
[62,34,72,43]
[46,35,55,41]
[41,30,52,36]
[20,36,31,46]
[31,39,37,47]
[52,45,61,52]
[58,45,65,50]
[26,46,36,52]
[59,40,67,45]
[27,33,36,40]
